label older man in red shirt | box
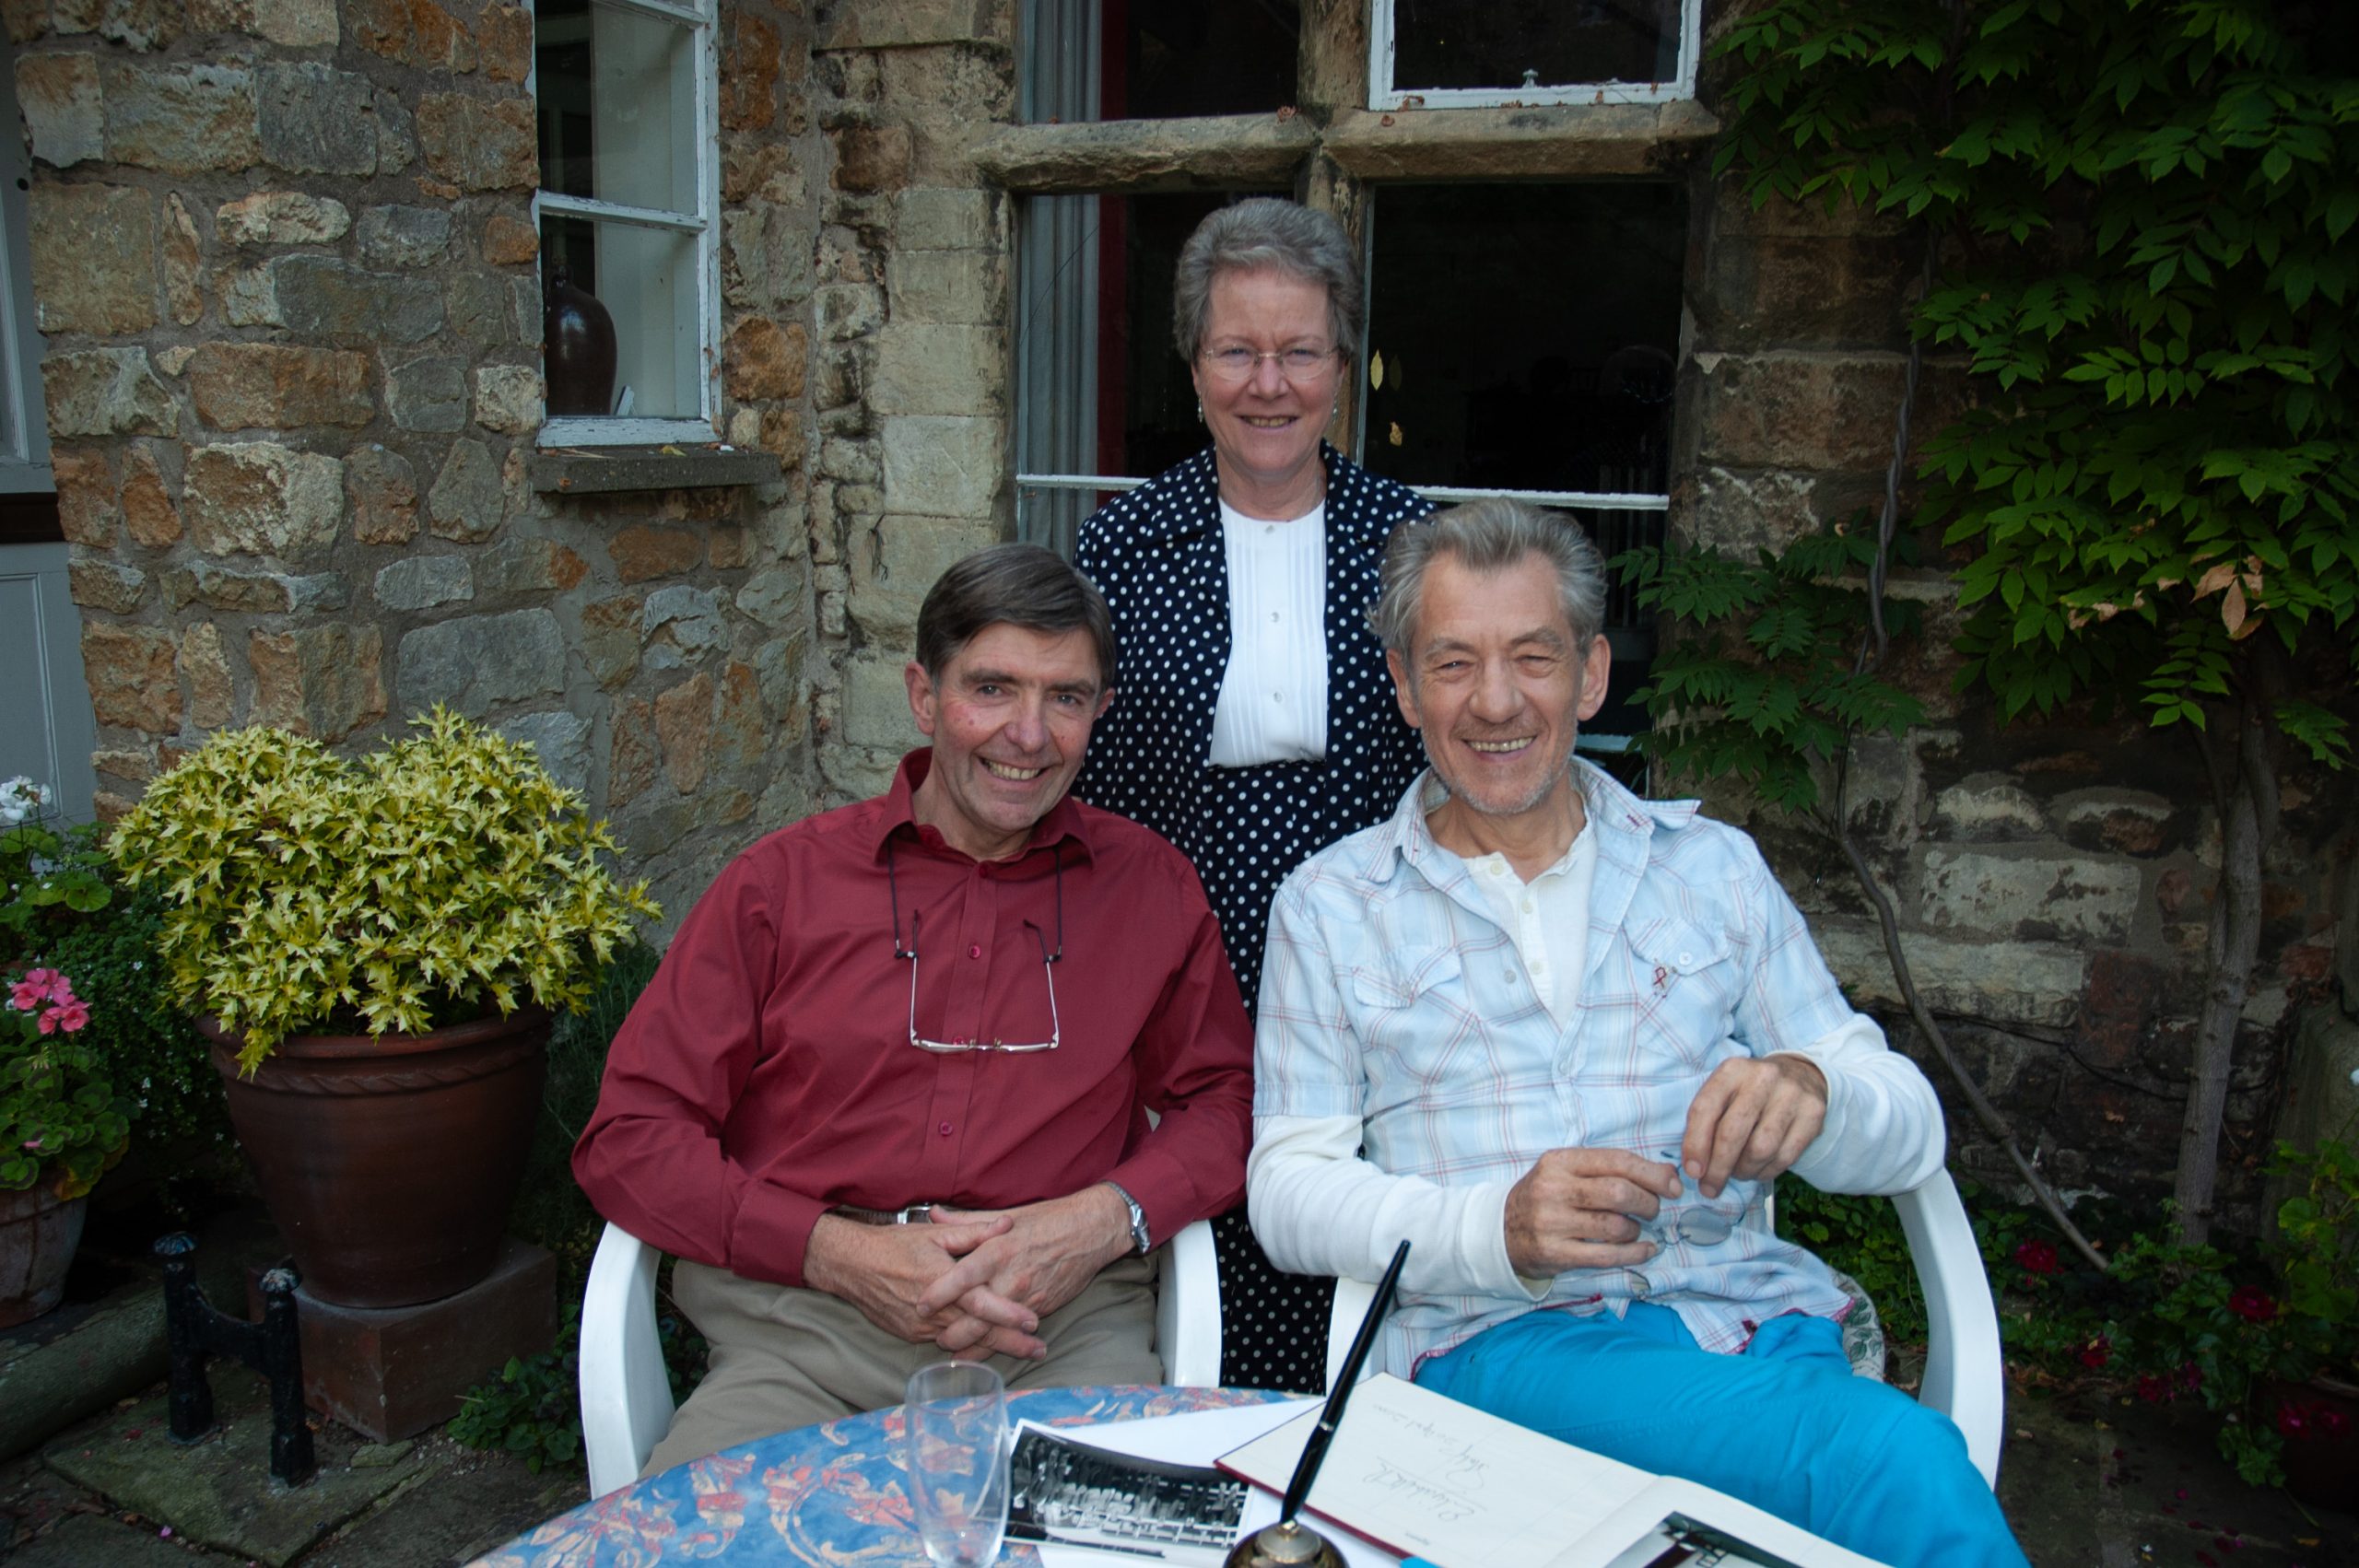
[575,544,1254,1474]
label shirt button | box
[1271,690,1283,702]
[968,943,981,959]
[1678,952,1696,966]
[1532,959,1546,973]
[1521,897,1534,912]
[1270,611,1281,623]
[937,1121,953,1137]
[1504,968,1516,983]
[1627,1270,1653,1298]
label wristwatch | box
[1106,1181,1151,1255]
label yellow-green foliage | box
[108,708,661,1073]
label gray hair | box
[915,543,1118,689]
[1368,497,1610,653]
[1171,198,1365,360]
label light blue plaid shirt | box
[1255,762,1937,1374]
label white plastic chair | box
[1322,1169,2008,1489]
[579,1215,1225,1498]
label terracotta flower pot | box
[0,1183,88,1328]
[2266,1372,2359,1508]
[202,1009,550,1310]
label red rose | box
[2226,1286,2277,1323]
[2013,1239,2060,1276]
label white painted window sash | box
[1366,0,1702,111]
[530,0,723,449]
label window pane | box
[1363,181,1686,731]
[542,215,702,420]
[1020,0,1298,123]
[1392,0,1681,91]
[535,0,698,216]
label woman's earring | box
[1197,401,1205,423]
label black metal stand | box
[155,1233,316,1486]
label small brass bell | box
[1222,1517,1347,1568]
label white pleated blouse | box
[1208,498,1329,766]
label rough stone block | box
[2057,790,2181,857]
[736,562,809,629]
[643,584,726,672]
[880,415,1001,519]
[476,535,587,594]
[478,2,533,83]
[831,123,912,193]
[169,561,346,614]
[70,558,146,613]
[100,60,258,175]
[848,516,983,648]
[180,621,233,727]
[53,447,117,546]
[29,183,157,336]
[396,608,564,716]
[161,193,203,326]
[427,438,505,541]
[897,186,996,251]
[273,255,444,345]
[183,441,343,560]
[346,444,420,544]
[887,250,999,324]
[123,447,182,547]
[373,555,473,612]
[496,709,592,797]
[43,349,177,438]
[844,649,921,752]
[217,263,281,327]
[80,622,179,732]
[349,0,479,73]
[445,270,512,347]
[188,343,373,430]
[1686,464,1848,558]
[720,10,782,132]
[472,364,540,435]
[723,317,808,401]
[481,212,537,264]
[580,594,642,689]
[710,659,767,777]
[386,356,467,432]
[722,205,816,311]
[254,0,338,47]
[816,0,1002,50]
[416,93,535,190]
[871,324,1002,416]
[251,625,384,741]
[818,438,881,484]
[18,53,102,168]
[816,282,886,343]
[357,204,452,267]
[654,670,715,795]
[374,86,418,171]
[1919,848,2143,944]
[610,523,703,583]
[259,62,378,176]
[1929,777,2047,840]
[1815,919,2086,1029]
[1693,351,1911,472]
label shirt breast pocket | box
[1346,947,1478,1098]
[1602,918,1745,1079]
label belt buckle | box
[893,1203,936,1224]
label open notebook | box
[1215,1375,1893,1568]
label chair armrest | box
[1325,1276,1377,1395]
[1158,1218,1222,1387]
[1892,1170,2005,1489]
[580,1221,677,1497]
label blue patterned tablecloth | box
[473,1385,1284,1567]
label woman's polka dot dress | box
[1074,442,1434,1394]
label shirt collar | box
[869,748,1097,866]
[1367,756,1678,885]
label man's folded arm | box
[1250,1114,1536,1299]
[1778,1016,1947,1197]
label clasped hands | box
[803,1184,1133,1362]
[1503,1054,1828,1279]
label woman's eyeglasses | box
[1196,345,1340,383]
[886,838,1063,1054]
[1637,1152,1749,1248]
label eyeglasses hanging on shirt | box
[886,838,1064,1053]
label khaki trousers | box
[644,1251,1162,1478]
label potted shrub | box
[1,967,131,1326]
[108,708,658,1309]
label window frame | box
[1366,0,1703,111]
[531,0,724,449]
[0,30,53,497]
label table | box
[472,1385,1285,1567]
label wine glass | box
[904,1361,1010,1567]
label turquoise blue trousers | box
[1413,1303,2030,1568]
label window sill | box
[530,445,779,496]
[1320,99,1719,179]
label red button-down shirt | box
[572,751,1254,1288]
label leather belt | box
[829,1203,941,1225]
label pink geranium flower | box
[49,999,89,1033]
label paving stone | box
[5,1511,191,1567]
[43,1381,426,1567]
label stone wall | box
[15,0,827,924]
[1678,145,2354,1221]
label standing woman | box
[1074,198,1433,1392]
